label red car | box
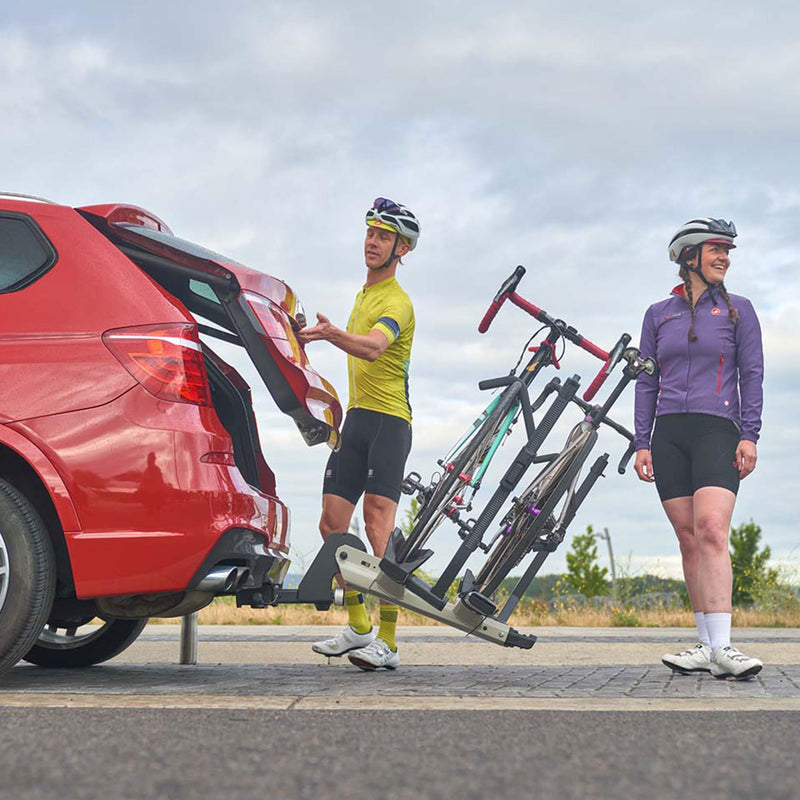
[0,192,341,673]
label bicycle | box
[380,266,635,609]
[458,345,656,622]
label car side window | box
[0,214,57,293]
[189,279,220,304]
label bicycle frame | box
[387,266,626,597]
[464,347,656,623]
[335,261,659,649]
[435,390,518,493]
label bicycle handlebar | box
[506,293,609,360]
[478,265,526,333]
[479,266,611,363]
[582,333,632,402]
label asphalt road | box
[2,625,799,800]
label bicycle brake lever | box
[528,341,560,369]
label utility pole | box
[596,527,617,599]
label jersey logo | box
[711,307,721,316]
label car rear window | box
[0,214,57,292]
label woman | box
[634,218,764,680]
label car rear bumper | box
[9,385,291,598]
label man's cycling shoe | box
[347,638,400,671]
[312,626,375,657]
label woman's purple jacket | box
[634,285,764,451]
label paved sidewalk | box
[1,625,798,709]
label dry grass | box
[147,596,800,628]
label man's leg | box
[363,492,401,651]
[318,493,372,635]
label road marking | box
[0,694,297,710]
[1,693,798,712]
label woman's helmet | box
[668,218,737,263]
[366,197,420,250]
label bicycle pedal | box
[400,471,425,495]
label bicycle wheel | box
[397,386,521,563]
[473,425,593,595]
[472,483,557,596]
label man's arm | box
[298,313,389,362]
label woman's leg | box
[692,486,736,613]
[661,495,702,611]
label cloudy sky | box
[3,1,798,583]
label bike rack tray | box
[335,544,536,650]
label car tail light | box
[103,323,211,405]
[200,452,237,466]
[243,291,308,367]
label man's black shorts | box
[651,413,740,501]
[323,408,412,504]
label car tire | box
[23,617,148,668]
[0,478,56,675]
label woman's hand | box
[735,439,758,479]
[634,449,655,483]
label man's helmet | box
[366,197,420,250]
[668,218,737,263]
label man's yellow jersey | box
[346,275,414,423]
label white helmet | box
[365,197,420,250]
[668,218,737,262]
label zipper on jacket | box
[717,354,724,395]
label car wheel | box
[23,617,148,668]
[0,478,56,675]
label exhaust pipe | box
[231,567,251,592]
[196,566,237,593]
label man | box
[298,197,420,670]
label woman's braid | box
[717,283,739,325]
[678,265,699,342]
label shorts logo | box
[711,307,721,316]
[368,469,374,478]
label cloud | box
[2,2,797,580]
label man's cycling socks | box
[377,604,399,651]
[345,590,372,635]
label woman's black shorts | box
[650,413,740,502]
[323,408,412,504]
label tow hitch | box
[235,532,367,610]
[229,530,533,649]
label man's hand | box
[735,439,757,479]
[297,313,338,344]
[296,312,389,361]
[634,449,655,483]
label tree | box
[400,497,421,537]
[730,519,779,606]
[565,525,610,597]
